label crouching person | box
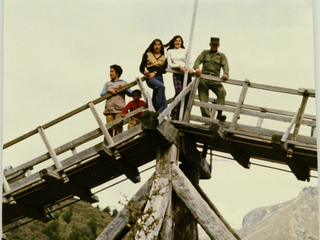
[122,89,146,129]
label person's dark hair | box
[144,39,165,55]
[132,89,142,96]
[164,35,185,50]
[110,64,123,77]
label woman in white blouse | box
[165,35,193,120]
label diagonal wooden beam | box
[171,163,237,240]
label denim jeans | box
[146,75,167,113]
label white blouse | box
[166,48,192,70]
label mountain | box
[237,186,319,240]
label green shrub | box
[42,220,60,239]
[103,206,111,214]
[111,209,118,218]
[63,206,73,223]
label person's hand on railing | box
[195,68,202,77]
[222,74,228,81]
[179,65,185,73]
[148,71,157,79]
[109,88,118,95]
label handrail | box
[166,69,315,97]
[3,80,139,149]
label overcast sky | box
[1,0,318,232]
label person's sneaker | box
[217,114,226,121]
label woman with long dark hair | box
[139,39,168,113]
[165,35,193,120]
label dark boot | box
[217,111,226,121]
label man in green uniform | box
[194,37,229,121]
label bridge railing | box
[163,69,316,147]
[3,71,316,189]
[2,78,152,186]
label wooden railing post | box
[281,109,299,143]
[229,79,250,130]
[88,101,114,145]
[183,76,200,122]
[3,175,16,204]
[158,81,193,124]
[38,126,69,182]
[3,174,11,193]
[311,122,316,137]
[291,92,309,141]
[38,127,62,169]
[136,77,155,112]
[256,108,267,128]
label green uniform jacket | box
[193,50,229,77]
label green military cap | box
[210,37,220,44]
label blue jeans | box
[146,75,167,113]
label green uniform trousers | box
[198,77,226,118]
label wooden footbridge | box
[2,71,317,239]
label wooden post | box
[183,76,200,122]
[230,80,250,130]
[179,0,199,121]
[291,93,309,141]
[256,108,267,128]
[37,126,62,170]
[26,169,32,177]
[173,145,200,240]
[88,101,114,145]
[136,77,155,112]
[281,109,299,142]
[71,148,77,155]
[158,82,193,124]
[135,144,178,240]
[38,126,69,183]
[3,174,11,193]
[311,124,316,137]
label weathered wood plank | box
[39,169,61,182]
[183,76,200,122]
[199,74,315,97]
[5,145,99,195]
[292,94,309,141]
[5,108,146,180]
[179,133,211,179]
[37,127,62,169]
[89,101,114,145]
[194,100,316,127]
[135,178,170,240]
[158,81,193,124]
[171,163,237,240]
[216,98,316,120]
[142,111,179,146]
[136,77,155,112]
[96,173,155,240]
[230,80,250,130]
[137,144,178,240]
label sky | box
[1,0,318,233]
